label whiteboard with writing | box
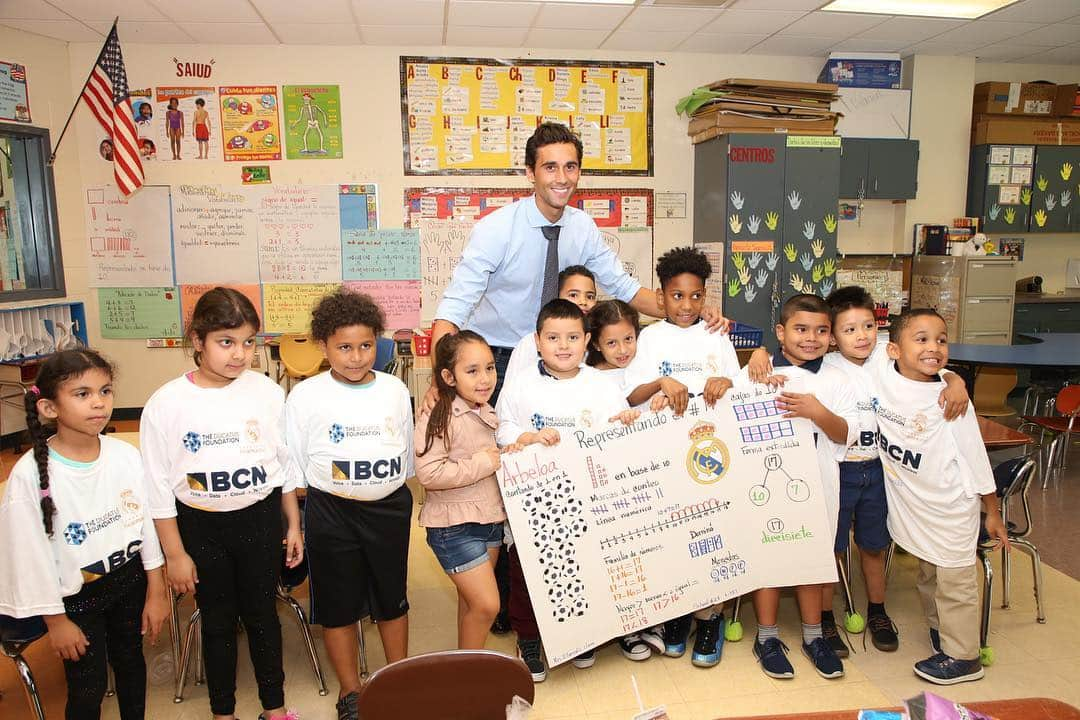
[498,387,836,666]
[84,185,174,287]
[171,184,260,284]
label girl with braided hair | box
[0,349,169,719]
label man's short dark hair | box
[656,246,711,288]
[525,122,583,169]
[780,293,829,325]
[536,298,585,334]
[825,286,876,323]
[889,308,946,342]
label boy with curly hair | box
[284,288,414,720]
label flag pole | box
[48,17,119,166]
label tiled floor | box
[2,427,1079,719]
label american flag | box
[80,26,143,195]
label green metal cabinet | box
[1029,146,1080,233]
[839,138,919,200]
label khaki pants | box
[916,559,980,660]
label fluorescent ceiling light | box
[821,0,1020,19]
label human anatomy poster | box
[219,85,281,162]
[498,388,836,666]
[154,86,221,161]
[283,85,343,159]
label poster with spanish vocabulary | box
[180,284,263,331]
[342,229,420,281]
[97,287,181,339]
[498,388,836,666]
[84,185,174,287]
[171,184,260,284]
[256,185,341,284]
[283,85,343,159]
[154,86,220,161]
[0,61,30,122]
[263,283,339,334]
[219,85,281,161]
[343,280,421,330]
[400,57,653,175]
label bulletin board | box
[399,56,653,176]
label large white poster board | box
[84,185,174,287]
[498,386,837,666]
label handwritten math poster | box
[344,280,421,329]
[342,228,419,281]
[84,185,174,287]
[498,387,836,666]
[97,287,181,339]
[180,283,262,330]
[418,219,473,324]
[171,184,260,284]
[263,283,338,334]
[256,185,341,283]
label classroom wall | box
[3,24,1078,418]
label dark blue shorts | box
[427,522,504,575]
[835,458,891,553]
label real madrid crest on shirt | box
[686,420,730,485]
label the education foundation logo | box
[686,421,730,485]
[182,429,241,453]
[64,523,88,546]
[328,422,383,444]
[530,412,579,431]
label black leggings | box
[62,558,148,720]
[176,490,284,716]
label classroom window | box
[0,122,66,301]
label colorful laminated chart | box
[400,57,653,175]
[0,61,31,122]
[283,85,343,159]
[219,86,281,161]
[155,86,221,161]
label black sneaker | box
[821,614,850,658]
[868,613,899,652]
[929,628,942,654]
[663,615,693,657]
[517,638,546,682]
[490,610,511,635]
[913,652,985,685]
[802,637,845,679]
[336,691,359,720]
[753,637,794,679]
[618,634,652,661]
[572,648,596,669]
[691,614,725,667]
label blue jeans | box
[490,345,515,407]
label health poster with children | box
[154,87,221,161]
[498,386,837,666]
[283,85,343,159]
[219,85,281,162]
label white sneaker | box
[619,634,652,661]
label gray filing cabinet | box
[910,256,1017,344]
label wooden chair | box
[355,649,534,720]
[974,366,1018,417]
[277,334,325,392]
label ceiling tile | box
[728,0,824,8]
[0,0,68,20]
[271,22,362,44]
[619,6,723,33]
[967,42,1049,61]
[449,1,540,28]
[778,11,889,38]
[1009,23,1080,46]
[702,9,806,34]
[524,27,609,49]
[1012,44,1080,63]
[984,0,1080,24]
[352,0,445,26]
[533,3,632,30]
[359,24,443,44]
[148,0,261,23]
[678,32,769,54]
[249,0,353,24]
[601,29,693,51]
[828,37,909,52]
[0,18,102,40]
[49,0,166,22]
[854,16,966,43]
[89,20,195,43]
[445,25,528,46]
[177,21,279,44]
[747,35,835,56]
[903,39,984,54]
[930,20,1042,44]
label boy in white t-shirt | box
[623,246,741,668]
[497,298,640,680]
[285,289,414,718]
[872,309,1008,685]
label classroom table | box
[717,697,1080,720]
[979,416,1034,450]
[949,333,1080,368]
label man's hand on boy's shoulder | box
[699,306,731,334]
[703,376,733,407]
[776,390,825,421]
[939,373,970,421]
[746,346,774,382]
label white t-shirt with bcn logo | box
[0,436,164,617]
[285,371,414,501]
[141,370,294,517]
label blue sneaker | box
[929,628,942,654]
[914,652,984,685]
[753,637,794,679]
[691,614,725,668]
[663,615,692,657]
[802,637,845,679]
